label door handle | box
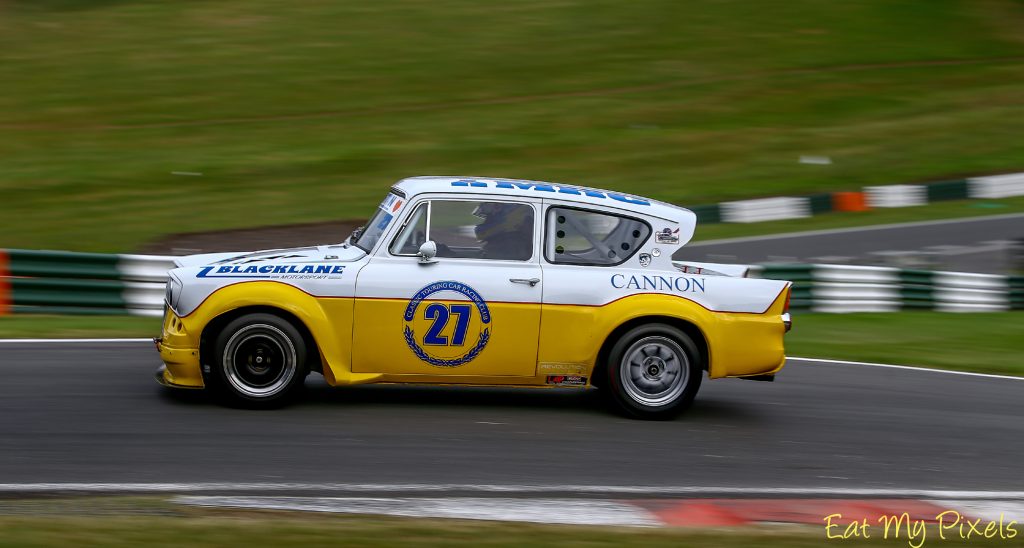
[509,278,540,287]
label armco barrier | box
[685,170,1023,225]
[0,250,174,317]
[1010,276,1024,309]
[754,264,1018,312]
[863,184,927,208]
[720,197,811,223]
[0,249,10,316]
[968,173,1024,199]
[925,179,969,202]
[0,250,1020,316]
[8,249,121,280]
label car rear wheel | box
[208,313,307,407]
[605,323,702,419]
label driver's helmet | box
[473,202,531,240]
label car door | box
[352,196,543,377]
[537,203,655,373]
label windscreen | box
[354,192,404,252]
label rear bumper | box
[154,337,204,389]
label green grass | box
[0,315,160,339]
[786,312,1024,375]
[0,507,1019,548]
[2,312,1021,376]
[692,196,1024,242]
[2,1,1024,252]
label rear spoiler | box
[672,260,750,278]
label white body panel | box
[168,176,787,319]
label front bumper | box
[154,337,204,389]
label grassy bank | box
[0,315,160,340]
[3,1,1024,251]
[1,312,1021,375]
[1,509,1018,548]
[785,312,1024,375]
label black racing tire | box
[207,313,307,408]
[604,323,703,420]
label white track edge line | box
[173,496,663,527]
[687,212,1024,247]
[788,356,1024,381]
[0,483,1022,498]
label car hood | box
[173,244,367,268]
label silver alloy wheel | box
[222,323,298,398]
[619,335,688,407]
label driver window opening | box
[390,200,535,261]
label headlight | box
[165,275,183,313]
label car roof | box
[392,176,693,223]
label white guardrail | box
[753,264,1019,313]
[118,255,176,317]
[719,197,811,223]
[863,185,927,208]
[968,173,1024,199]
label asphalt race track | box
[678,213,1024,274]
[1,341,1021,494]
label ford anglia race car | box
[155,176,792,419]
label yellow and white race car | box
[156,177,792,418]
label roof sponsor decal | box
[450,179,650,206]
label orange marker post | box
[833,191,870,212]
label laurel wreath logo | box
[404,326,490,368]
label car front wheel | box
[605,323,702,419]
[209,313,307,407]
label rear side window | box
[545,207,651,265]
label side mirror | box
[348,226,364,245]
[417,241,438,264]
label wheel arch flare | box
[176,281,374,386]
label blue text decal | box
[450,179,650,206]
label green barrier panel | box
[11,277,126,309]
[808,193,833,215]
[1010,276,1024,310]
[898,270,935,308]
[899,269,935,286]
[759,264,814,282]
[788,298,812,310]
[0,248,9,316]
[925,179,969,202]
[8,249,121,280]
[11,305,129,315]
[688,204,721,224]
[758,265,813,308]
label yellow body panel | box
[156,309,204,388]
[159,282,787,388]
[352,298,539,376]
[540,292,786,379]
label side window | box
[545,207,651,265]
[390,200,535,261]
